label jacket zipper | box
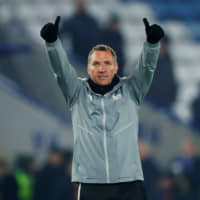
[101,98,110,183]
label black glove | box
[143,18,164,44]
[40,16,60,43]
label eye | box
[92,62,99,67]
[105,61,111,65]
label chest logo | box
[88,94,93,101]
[112,93,121,101]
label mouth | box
[98,75,108,80]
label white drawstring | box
[77,183,81,200]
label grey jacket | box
[45,39,160,183]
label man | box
[100,14,125,76]
[146,35,177,109]
[0,159,18,200]
[60,0,100,66]
[40,16,164,200]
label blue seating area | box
[147,1,200,42]
[146,0,199,3]
[1,0,200,124]
[150,3,200,21]
[186,22,200,42]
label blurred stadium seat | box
[1,0,200,130]
[1,0,200,123]
[1,1,200,199]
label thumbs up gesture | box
[143,18,164,44]
[40,16,61,43]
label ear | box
[87,65,91,75]
[115,64,119,74]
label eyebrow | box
[104,60,111,64]
[92,61,100,65]
[92,60,112,64]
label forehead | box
[89,50,114,62]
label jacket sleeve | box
[45,38,81,107]
[126,41,160,105]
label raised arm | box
[40,16,80,107]
[127,18,164,104]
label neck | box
[87,76,119,95]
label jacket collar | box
[87,76,120,96]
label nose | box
[99,65,106,72]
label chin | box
[97,80,112,86]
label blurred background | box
[1,0,200,199]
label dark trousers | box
[77,180,147,200]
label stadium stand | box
[1,1,200,199]
[1,0,200,125]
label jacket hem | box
[72,176,144,184]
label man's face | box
[87,50,118,85]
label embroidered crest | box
[112,93,121,100]
[88,94,93,101]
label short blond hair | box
[88,44,118,64]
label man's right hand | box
[143,18,164,44]
[40,16,60,43]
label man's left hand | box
[143,18,164,44]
